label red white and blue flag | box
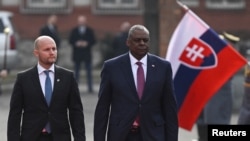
[166,9,247,131]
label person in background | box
[40,14,61,63]
[195,32,240,141]
[0,69,8,95]
[94,24,178,141]
[237,61,250,124]
[0,69,8,78]
[112,21,131,57]
[68,15,96,93]
[7,36,86,141]
[40,14,61,49]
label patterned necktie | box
[44,70,52,133]
[136,62,145,99]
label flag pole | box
[176,0,189,11]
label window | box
[179,0,199,7]
[206,0,245,9]
[99,0,138,8]
[27,0,66,8]
[92,0,143,15]
[20,0,72,13]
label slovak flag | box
[166,9,247,131]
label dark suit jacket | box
[40,25,61,48]
[94,53,178,141]
[112,31,129,57]
[68,26,96,63]
[7,65,85,141]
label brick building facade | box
[1,0,250,57]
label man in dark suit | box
[69,15,96,93]
[7,36,86,141]
[94,25,178,141]
[112,21,131,57]
[40,14,61,63]
[40,14,61,49]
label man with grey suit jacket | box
[7,36,86,141]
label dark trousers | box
[125,127,143,141]
[74,61,93,92]
[197,124,208,141]
[196,111,208,141]
[38,133,53,141]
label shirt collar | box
[37,63,55,74]
[129,52,147,66]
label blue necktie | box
[44,70,52,105]
[44,70,52,133]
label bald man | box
[7,36,86,141]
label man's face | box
[127,29,150,60]
[34,38,57,68]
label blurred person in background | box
[40,14,61,63]
[112,21,131,57]
[238,62,250,124]
[0,69,8,78]
[68,15,96,93]
[0,69,8,95]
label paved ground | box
[0,69,240,141]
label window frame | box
[180,0,199,7]
[92,0,143,15]
[205,0,245,9]
[20,0,72,14]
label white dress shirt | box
[37,63,55,96]
[129,52,147,89]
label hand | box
[0,70,8,78]
[76,40,88,48]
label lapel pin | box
[57,79,60,82]
[152,64,155,67]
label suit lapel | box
[32,66,63,107]
[30,66,48,106]
[50,66,62,107]
[120,54,138,99]
[142,54,157,100]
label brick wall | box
[2,6,143,40]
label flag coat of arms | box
[166,9,247,131]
